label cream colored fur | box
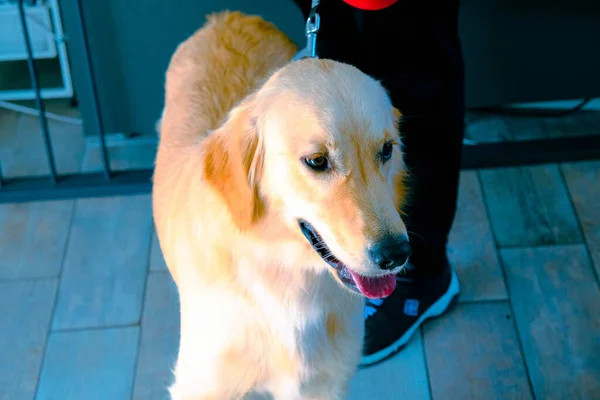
[153,11,408,400]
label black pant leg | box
[291,0,465,274]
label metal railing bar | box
[18,0,58,183]
[0,169,153,204]
[1,134,600,201]
[72,0,112,180]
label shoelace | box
[364,298,384,318]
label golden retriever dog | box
[153,10,411,400]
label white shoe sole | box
[359,270,460,368]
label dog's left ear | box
[201,96,265,230]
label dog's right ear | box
[201,96,265,230]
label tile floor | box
[1,104,600,399]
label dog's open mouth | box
[299,220,396,299]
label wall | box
[59,0,600,137]
[459,0,600,107]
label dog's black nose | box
[368,235,411,270]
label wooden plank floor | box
[1,104,600,399]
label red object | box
[341,0,399,10]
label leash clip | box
[305,8,320,58]
[293,0,321,61]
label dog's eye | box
[380,142,394,163]
[304,155,329,172]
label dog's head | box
[201,59,410,299]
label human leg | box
[292,0,465,366]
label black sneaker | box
[359,261,460,367]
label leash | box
[292,0,321,61]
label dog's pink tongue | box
[347,270,396,299]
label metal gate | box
[2,0,600,204]
[0,0,153,204]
